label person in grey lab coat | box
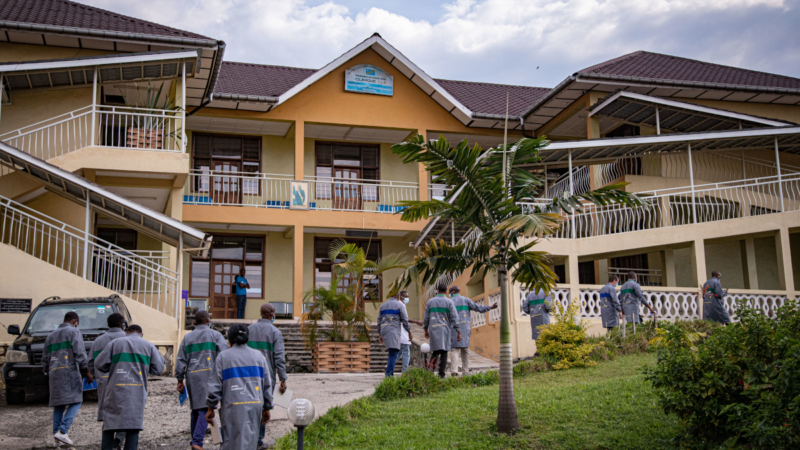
[95,325,165,450]
[423,283,461,378]
[619,272,654,326]
[398,291,424,374]
[377,295,411,377]
[702,271,732,325]
[449,286,496,376]
[599,275,623,330]
[88,313,127,449]
[522,288,553,341]
[176,311,229,450]
[206,324,273,450]
[43,311,93,447]
[247,304,287,449]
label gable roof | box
[0,0,211,41]
[215,62,316,99]
[433,79,550,117]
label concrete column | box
[664,247,677,287]
[690,239,707,317]
[418,130,428,201]
[292,225,304,320]
[775,228,795,293]
[741,238,759,290]
[294,120,304,181]
[167,187,183,273]
[586,93,602,139]
[566,253,580,316]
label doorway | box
[210,260,241,319]
[333,168,361,210]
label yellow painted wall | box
[679,98,800,125]
[705,241,746,289]
[754,236,781,290]
[0,88,94,135]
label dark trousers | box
[385,348,401,377]
[102,430,139,450]
[236,295,247,319]
[190,408,209,447]
[432,350,448,378]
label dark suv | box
[3,295,132,404]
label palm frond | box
[506,243,558,294]
[494,212,562,238]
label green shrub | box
[645,300,800,449]
[513,357,552,376]
[537,300,597,370]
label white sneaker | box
[46,438,61,447]
[54,432,73,446]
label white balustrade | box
[519,287,570,316]
[547,165,590,198]
[488,292,502,323]
[471,298,487,328]
[723,293,786,321]
[578,287,700,320]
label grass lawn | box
[276,353,681,449]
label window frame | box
[312,237,383,302]
[314,141,381,202]
[191,133,263,196]
[189,233,265,300]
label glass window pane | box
[245,237,263,261]
[212,236,244,260]
[212,136,242,159]
[243,138,260,160]
[246,264,262,298]
[194,135,212,158]
[191,260,210,297]
[333,145,361,167]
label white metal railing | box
[608,267,663,287]
[578,286,700,321]
[429,184,452,201]
[519,287,570,316]
[471,298,487,328]
[547,166,590,199]
[0,196,179,319]
[184,170,419,213]
[0,105,183,160]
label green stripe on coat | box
[620,289,634,294]
[428,307,450,314]
[185,342,219,354]
[111,352,151,365]
[46,340,72,353]
[528,299,545,305]
[94,350,102,359]
[247,341,274,351]
[455,305,470,311]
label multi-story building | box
[1,0,798,363]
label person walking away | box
[522,288,554,343]
[423,283,461,378]
[88,313,127,449]
[702,271,732,325]
[235,269,250,319]
[206,324,273,450]
[449,286,496,376]
[247,304,287,449]
[398,291,423,374]
[42,311,93,447]
[95,325,165,450]
[619,272,654,328]
[175,311,229,450]
[378,295,411,377]
[599,275,623,331]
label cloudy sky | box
[82,0,800,88]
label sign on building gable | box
[345,64,393,96]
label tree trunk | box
[496,267,520,433]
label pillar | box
[740,238,759,290]
[418,129,428,201]
[690,239,707,317]
[292,224,304,320]
[664,247,677,287]
[166,187,183,273]
[598,258,609,284]
[566,253,580,318]
[775,228,795,293]
[294,120,304,181]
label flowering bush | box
[536,299,597,370]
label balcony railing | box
[0,105,184,160]
[608,267,662,286]
[184,170,419,213]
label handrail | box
[0,106,93,140]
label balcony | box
[183,170,419,214]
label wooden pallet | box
[313,342,370,373]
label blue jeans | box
[400,344,410,373]
[52,402,81,435]
[385,348,401,377]
[236,295,247,319]
[191,408,209,447]
[102,430,138,450]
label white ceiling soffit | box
[526,126,800,168]
[102,186,170,213]
[0,141,210,252]
[184,222,288,233]
[187,116,292,136]
[304,123,411,143]
[589,91,793,132]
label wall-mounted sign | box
[345,64,393,96]
[0,298,32,313]
[290,180,310,210]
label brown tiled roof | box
[214,62,316,98]
[0,0,212,40]
[580,51,800,90]
[433,79,550,116]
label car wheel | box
[5,387,26,404]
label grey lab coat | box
[423,295,459,352]
[88,327,126,420]
[450,294,490,348]
[95,334,166,431]
[247,319,287,382]
[702,278,732,324]
[598,284,622,329]
[42,323,87,407]
[175,325,229,410]
[378,298,410,351]
[522,290,553,340]
[619,280,648,323]
[206,345,273,450]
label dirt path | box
[0,372,385,450]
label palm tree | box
[390,134,641,433]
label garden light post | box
[288,399,315,450]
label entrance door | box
[212,162,241,204]
[333,168,361,210]
[210,261,241,319]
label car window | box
[26,304,113,334]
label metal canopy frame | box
[589,91,793,134]
[0,141,210,254]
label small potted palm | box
[122,82,182,149]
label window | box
[97,228,137,250]
[192,134,262,194]
[315,142,380,201]
[190,234,264,300]
[314,238,382,301]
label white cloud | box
[79,0,798,87]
